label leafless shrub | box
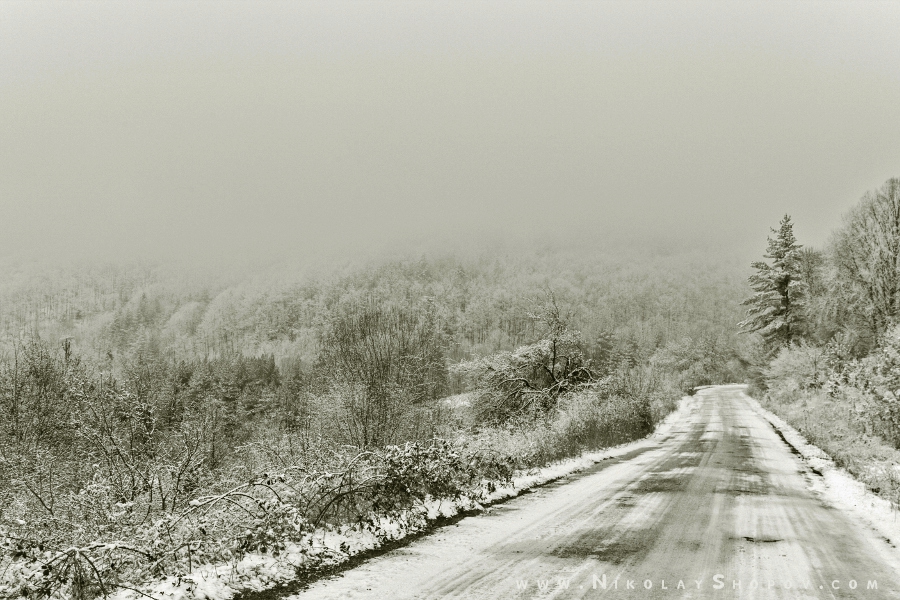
[453,293,596,425]
[317,299,448,447]
[2,438,511,600]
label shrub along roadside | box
[1,439,514,600]
[759,390,900,509]
[757,326,900,510]
[1,367,679,600]
[463,367,679,475]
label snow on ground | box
[744,386,900,567]
[440,393,472,408]
[108,395,699,600]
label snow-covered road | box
[289,385,900,599]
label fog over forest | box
[2,1,900,267]
[5,4,900,599]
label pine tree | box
[739,215,806,348]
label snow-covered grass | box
[90,395,696,600]
[746,387,900,565]
[755,388,900,507]
[440,393,472,409]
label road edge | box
[228,393,701,600]
[739,385,900,570]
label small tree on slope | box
[739,215,806,350]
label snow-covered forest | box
[0,244,748,598]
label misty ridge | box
[0,227,753,598]
[3,175,900,599]
[3,2,900,598]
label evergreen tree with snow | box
[739,215,806,349]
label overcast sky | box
[2,1,899,265]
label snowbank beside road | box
[745,386,900,568]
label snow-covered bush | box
[1,436,521,600]
[451,298,596,425]
[764,341,833,399]
[824,325,900,447]
[459,365,678,470]
[453,337,594,425]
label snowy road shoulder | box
[489,392,698,500]
[744,386,900,570]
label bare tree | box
[829,178,900,346]
[317,298,448,448]
[453,292,596,424]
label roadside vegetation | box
[740,177,900,508]
[0,246,746,599]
